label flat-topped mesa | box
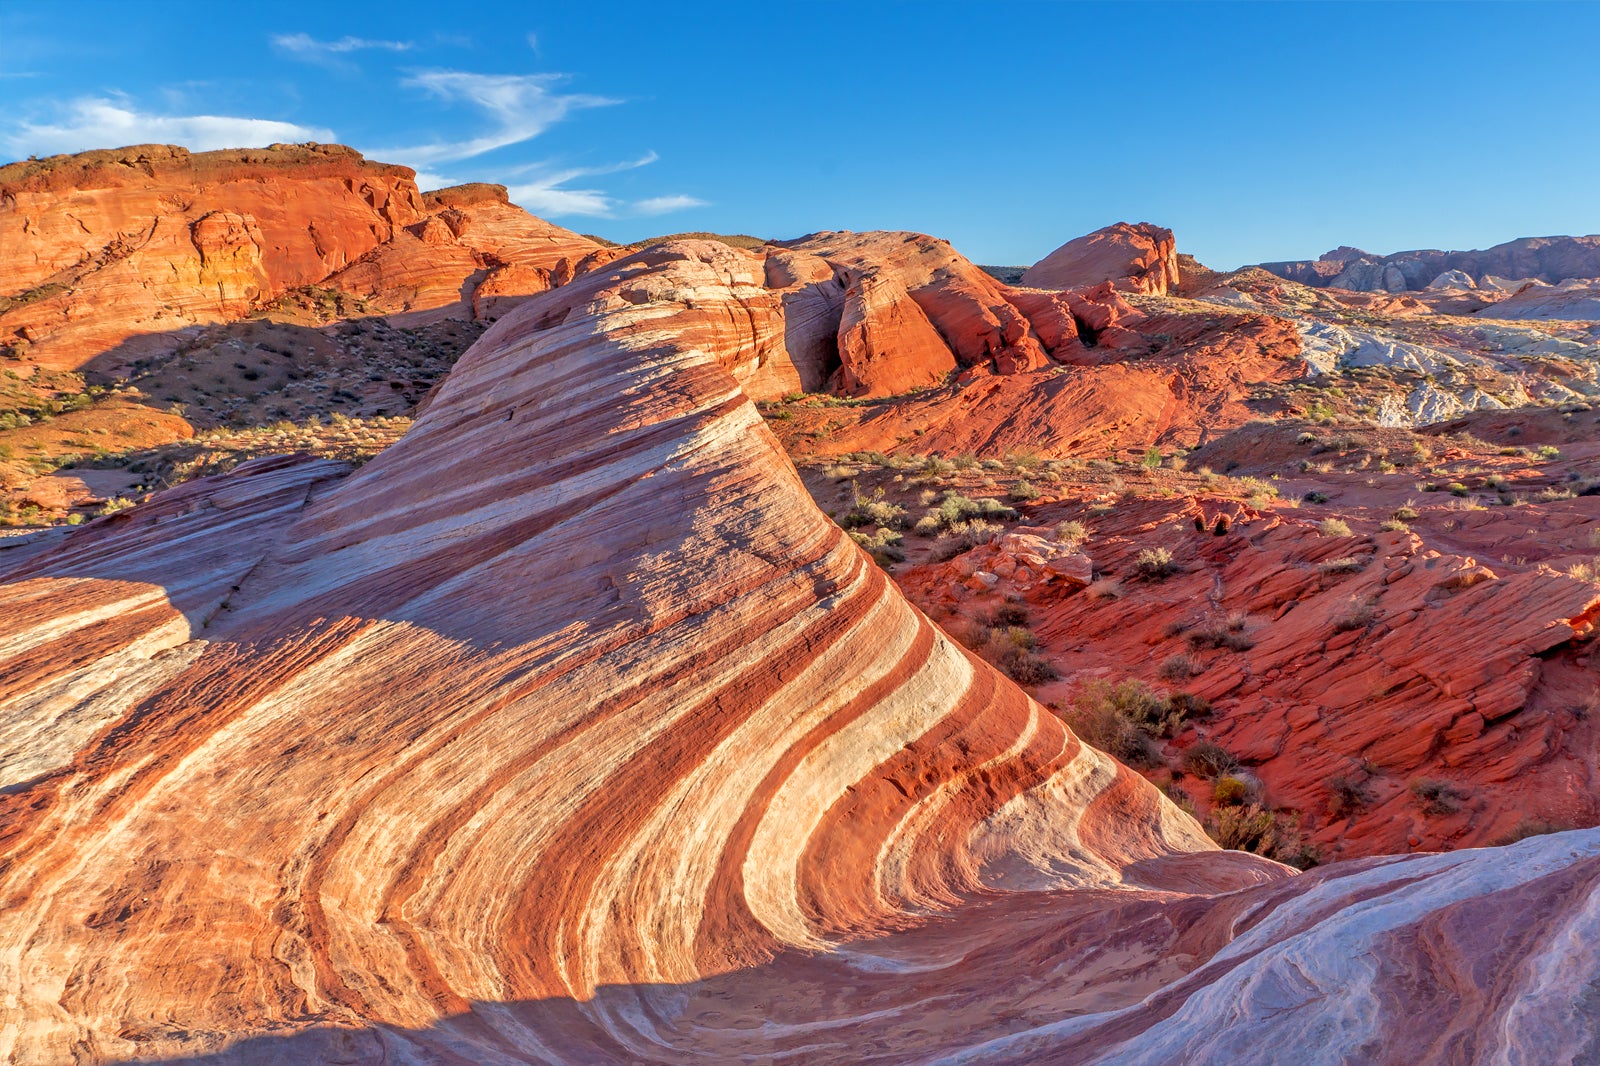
[1022,222,1181,296]
[0,142,608,370]
[1,239,1597,1063]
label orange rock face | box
[1022,222,1181,295]
[2,240,1597,1063]
[0,144,606,370]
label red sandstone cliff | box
[0,143,608,371]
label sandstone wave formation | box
[3,241,1597,1063]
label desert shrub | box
[1188,615,1255,652]
[1008,451,1041,471]
[1084,577,1123,599]
[1206,803,1317,868]
[1325,773,1375,818]
[822,463,855,481]
[1212,776,1251,807]
[841,487,906,529]
[974,626,1057,686]
[937,492,1016,526]
[913,514,943,537]
[1074,679,1203,743]
[930,519,1003,560]
[1318,556,1365,575]
[1010,479,1041,502]
[1142,447,1162,469]
[1159,652,1200,681]
[848,528,905,566]
[920,455,954,475]
[1303,491,1329,504]
[1568,559,1600,585]
[1333,595,1379,632]
[1410,777,1468,816]
[1054,520,1087,547]
[1318,518,1353,537]
[988,602,1030,627]
[1393,503,1419,521]
[1537,445,1561,459]
[1180,741,1238,779]
[1133,547,1178,580]
[1070,704,1161,768]
[1237,476,1278,499]
[1380,518,1411,533]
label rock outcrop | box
[1259,234,1600,293]
[3,240,1597,1063]
[1022,222,1181,296]
[0,144,607,370]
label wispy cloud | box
[3,96,334,157]
[634,194,709,216]
[272,33,414,57]
[500,152,690,218]
[369,70,616,167]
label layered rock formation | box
[3,240,1597,1062]
[1260,234,1600,293]
[1022,222,1180,295]
[0,144,607,371]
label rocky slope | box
[2,240,1597,1063]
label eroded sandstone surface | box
[2,241,1598,1063]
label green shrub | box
[1010,479,1041,502]
[1133,547,1177,580]
[1206,803,1316,867]
[1212,776,1251,806]
[1318,518,1353,537]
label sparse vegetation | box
[1133,547,1178,580]
[1325,773,1375,818]
[1066,680,1210,769]
[1410,778,1468,816]
[1206,803,1316,868]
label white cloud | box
[633,194,708,216]
[273,33,414,56]
[3,96,334,157]
[368,70,616,167]
[499,152,666,218]
[506,181,614,217]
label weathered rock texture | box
[2,241,1597,1063]
[1260,234,1600,293]
[1022,222,1181,295]
[0,144,607,370]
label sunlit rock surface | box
[1,241,1597,1064]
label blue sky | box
[3,2,1597,269]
